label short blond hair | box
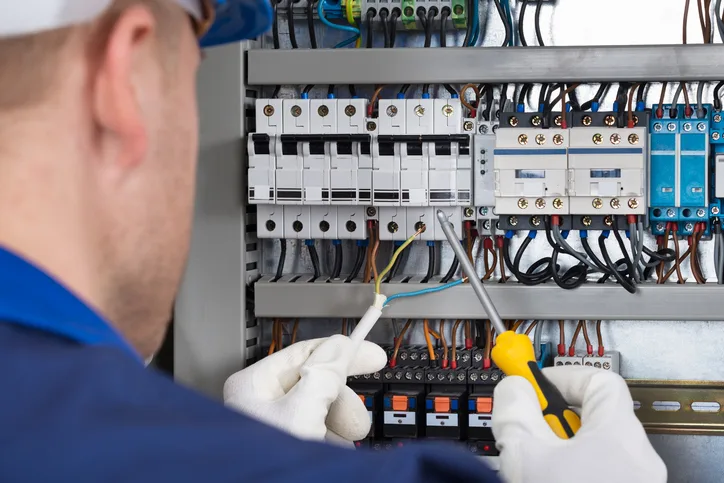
[0,0,181,110]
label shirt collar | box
[0,246,141,362]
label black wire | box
[399,84,411,97]
[424,8,437,47]
[345,245,366,283]
[483,85,494,121]
[568,88,582,111]
[302,84,315,95]
[493,0,511,47]
[462,0,473,47]
[327,85,335,97]
[271,86,281,99]
[380,8,391,48]
[579,83,609,111]
[421,244,435,283]
[307,0,317,48]
[366,8,376,48]
[550,249,588,290]
[538,84,548,111]
[440,7,450,47]
[348,85,357,97]
[389,8,400,47]
[273,239,287,282]
[598,235,636,293]
[442,84,457,96]
[308,244,321,280]
[385,250,405,283]
[715,81,724,110]
[636,82,648,106]
[440,257,459,283]
[332,243,343,279]
[519,0,528,46]
[612,218,637,281]
[287,0,298,48]
[534,0,545,46]
[581,237,611,274]
[517,84,531,107]
[499,83,509,116]
[503,237,554,285]
[271,0,281,98]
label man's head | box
[0,1,214,357]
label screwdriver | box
[436,210,581,439]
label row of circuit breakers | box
[344,343,619,452]
[249,97,724,239]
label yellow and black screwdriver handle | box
[492,331,582,439]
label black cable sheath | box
[332,243,343,279]
[345,245,366,283]
[462,0,473,47]
[493,0,511,47]
[385,252,404,283]
[612,218,637,282]
[380,8,391,48]
[518,83,531,107]
[302,84,315,95]
[308,245,321,280]
[581,237,611,274]
[503,237,553,285]
[307,0,317,48]
[440,8,450,47]
[484,85,494,121]
[273,239,286,282]
[534,0,544,46]
[389,9,400,47]
[287,0,298,48]
[519,0,528,46]
[271,0,281,98]
[348,84,357,97]
[598,235,636,293]
[421,244,435,283]
[715,81,724,110]
[441,257,459,284]
[366,9,375,48]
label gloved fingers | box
[347,341,388,377]
[325,430,356,449]
[326,385,372,442]
[541,366,635,427]
[493,375,562,445]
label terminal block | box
[554,354,584,366]
[583,350,621,373]
[650,104,710,236]
[425,367,468,440]
[474,121,498,231]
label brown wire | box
[268,320,278,355]
[370,226,381,284]
[483,246,498,280]
[368,85,385,117]
[581,321,592,348]
[569,321,583,353]
[465,223,474,262]
[673,231,686,283]
[392,319,413,365]
[278,320,285,350]
[691,230,707,284]
[656,82,668,118]
[558,320,565,347]
[512,320,524,332]
[657,224,672,283]
[451,319,463,364]
[439,320,449,364]
[681,82,692,113]
[465,320,471,341]
[363,223,376,283]
[596,320,603,352]
[628,83,640,126]
[423,319,436,361]
[484,320,493,361]
[291,318,299,344]
[662,245,692,283]
[560,83,580,123]
[460,83,481,115]
[498,245,507,282]
[525,320,538,336]
[684,0,691,44]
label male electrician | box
[0,1,666,482]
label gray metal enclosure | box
[176,1,724,481]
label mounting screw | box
[556,361,563,366]
[535,198,546,209]
[653,122,663,132]
[483,219,491,230]
[319,220,330,232]
[683,122,692,132]
[628,198,639,209]
[344,105,356,117]
[491,372,500,381]
[427,373,435,381]
[518,134,529,145]
[346,220,357,232]
[263,104,275,117]
[585,361,593,366]
[366,207,377,217]
[582,115,593,126]
[290,105,302,117]
[715,114,723,123]
[464,121,474,131]
[697,208,706,217]
[517,198,529,209]
[442,104,454,117]
[457,372,466,382]
[469,372,478,381]
[603,362,611,370]
[531,116,542,127]
[592,133,603,145]
[414,221,427,232]
[508,216,519,226]
[479,124,488,134]
[479,207,488,216]
[632,115,639,125]
[628,133,640,144]
[553,198,563,209]
[292,220,303,232]
[697,122,707,132]
[603,115,615,126]
[610,133,621,145]
[594,362,602,368]
[384,371,392,380]
[667,208,676,218]
[386,105,398,117]
[714,132,721,141]
[582,216,592,227]
[535,134,546,145]
[592,197,603,209]
[464,207,475,218]
[713,206,721,215]
[366,121,377,131]
[509,116,519,127]
[610,198,620,209]
[265,220,276,231]
[604,216,614,227]
[387,221,399,233]
[685,222,694,232]
[474,352,483,362]
[530,216,541,227]
[667,122,677,132]
[553,115,563,127]
[656,222,665,232]
[553,134,564,145]
[414,105,425,117]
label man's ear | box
[91,5,158,168]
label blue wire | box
[318,0,361,48]
[384,279,465,307]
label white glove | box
[223,335,387,445]
[493,366,667,483]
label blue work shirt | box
[0,247,501,483]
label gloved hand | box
[224,335,387,446]
[493,366,667,483]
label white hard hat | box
[0,0,272,47]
